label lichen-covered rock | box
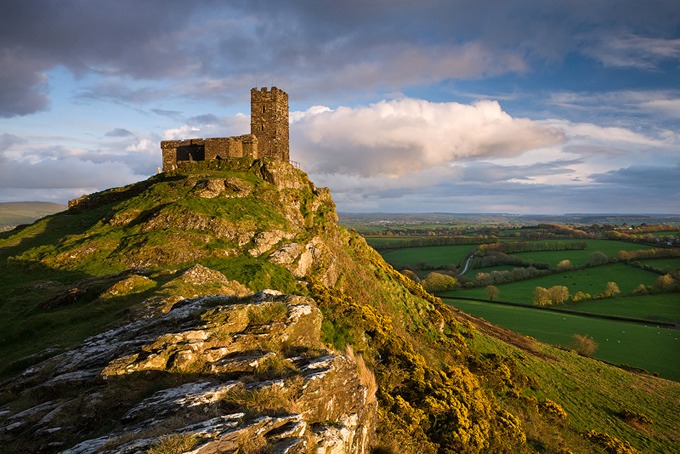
[1,282,375,453]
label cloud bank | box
[292,98,565,177]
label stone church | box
[161,87,289,171]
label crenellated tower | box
[251,87,289,161]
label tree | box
[421,272,457,293]
[571,291,588,302]
[588,251,609,266]
[557,259,573,271]
[548,285,570,304]
[475,272,492,286]
[572,334,598,356]
[486,285,499,301]
[603,281,620,298]
[656,273,676,291]
[532,287,551,306]
[632,284,648,295]
[401,269,420,282]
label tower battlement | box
[160,87,290,171]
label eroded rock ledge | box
[1,286,376,453]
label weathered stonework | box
[251,86,289,161]
[161,87,289,171]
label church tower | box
[250,87,289,161]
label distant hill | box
[0,201,66,231]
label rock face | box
[0,285,376,453]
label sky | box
[1,0,679,214]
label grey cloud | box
[460,160,581,183]
[0,157,139,190]
[105,128,134,138]
[591,164,680,190]
[0,133,27,152]
[187,114,220,126]
[152,109,184,120]
[583,34,680,70]
[0,53,50,117]
[3,0,680,114]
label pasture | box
[507,239,655,267]
[380,244,475,268]
[638,257,680,273]
[444,297,680,381]
[445,263,661,303]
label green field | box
[364,236,428,248]
[638,257,680,273]
[565,294,680,324]
[380,244,475,268]
[507,239,655,267]
[444,298,680,381]
[446,263,661,303]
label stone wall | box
[161,135,259,172]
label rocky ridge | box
[2,274,376,453]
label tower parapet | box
[160,87,289,171]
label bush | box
[571,291,590,302]
[548,285,570,305]
[585,430,638,453]
[602,281,621,298]
[533,287,551,306]
[557,259,573,271]
[401,269,420,282]
[486,285,499,301]
[571,334,598,357]
[588,251,610,266]
[421,272,457,293]
[538,399,568,421]
[617,408,652,426]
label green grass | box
[446,298,680,381]
[448,263,661,303]
[380,244,475,268]
[364,236,428,248]
[561,294,680,324]
[637,257,680,273]
[468,333,680,452]
[507,239,654,267]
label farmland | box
[344,213,680,381]
[444,298,680,381]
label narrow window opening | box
[262,106,266,113]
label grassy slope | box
[444,298,680,381]
[1,163,678,453]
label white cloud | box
[291,98,565,177]
[640,98,680,119]
[584,34,680,69]
[544,119,662,147]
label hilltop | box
[0,159,678,453]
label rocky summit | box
[1,158,678,453]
